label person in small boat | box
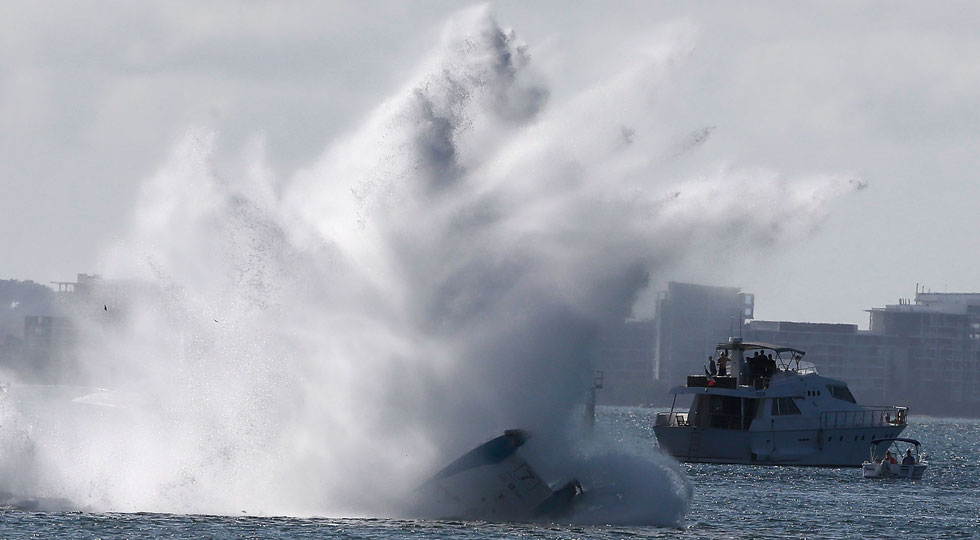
[882,451,897,465]
[717,352,729,376]
[902,449,915,465]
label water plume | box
[0,6,863,525]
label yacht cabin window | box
[771,397,801,416]
[826,385,856,403]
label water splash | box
[0,6,863,525]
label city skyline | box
[4,270,971,333]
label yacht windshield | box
[771,397,801,415]
[827,384,856,403]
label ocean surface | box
[1,408,977,539]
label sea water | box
[2,410,976,539]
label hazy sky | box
[3,1,978,326]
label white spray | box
[0,6,863,525]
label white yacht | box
[654,338,908,466]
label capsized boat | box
[861,438,927,479]
[654,338,909,466]
[414,429,582,521]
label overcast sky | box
[3,1,979,326]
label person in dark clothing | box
[902,449,915,465]
[706,356,717,377]
[746,351,762,377]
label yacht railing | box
[655,411,689,427]
[793,361,818,375]
[819,407,908,429]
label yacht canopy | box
[716,341,806,356]
[871,438,920,446]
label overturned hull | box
[415,429,581,521]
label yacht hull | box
[655,424,906,466]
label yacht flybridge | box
[654,338,908,466]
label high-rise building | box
[865,292,980,413]
[592,318,657,405]
[745,291,980,415]
[652,281,980,416]
[653,282,754,387]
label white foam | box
[0,6,860,523]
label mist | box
[0,6,861,524]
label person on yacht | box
[902,449,915,465]
[705,356,717,377]
[717,352,729,376]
